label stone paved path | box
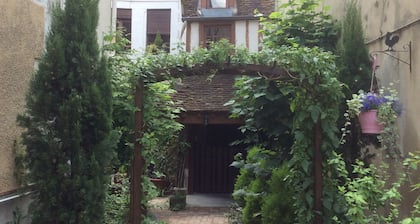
[149,197,230,224]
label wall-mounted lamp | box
[203,114,208,126]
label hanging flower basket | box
[358,110,384,134]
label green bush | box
[232,147,260,207]
[261,164,296,224]
[242,178,266,224]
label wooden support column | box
[129,79,145,224]
[313,120,323,224]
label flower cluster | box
[347,88,403,118]
[360,92,402,115]
[361,92,388,111]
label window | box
[201,0,235,8]
[147,9,171,52]
[116,9,132,48]
[200,23,234,48]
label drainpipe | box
[0,189,35,204]
[111,0,117,33]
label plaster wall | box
[190,22,200,50]
[0,0,114,195]
[277,0,420,217]
[234,20,260,52]
[0,0,45,194]
[321,0,420,148]
[323,0,420,218]
[98,0,114,47]
[116,0,183,53]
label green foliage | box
[142,81,186,187]
[260,0,338,51]
[104,173,130,224]
[146,33,166,54]
[337,161,403,223]
[12,139,29,187]
[336,0,372,95]
[106,31,137,167]
[104,172,160,224]
[232,146,283,224]
[17,1,118,223]
[106,31,186,189]
[284,47,345,223]
[261,164,296,224]
[401,152,420,223]
[242,178,265,224]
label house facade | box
[174,0,276,194]
[0,0,113,222]
[182,0,275,52]
[116,0,184,53]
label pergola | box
[128,61,325,224]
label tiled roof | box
[237,0,275,16]
[173,74,236,112]
[182,0,275,17]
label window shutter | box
[227,0,235,8]
[201,0,207,8]
[147,9,171,35]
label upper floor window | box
[117,8,132,48]
[147,9,171,52]
[201,0,235,9]
[200,22,234,48]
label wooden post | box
[313,120,323,224]
[129,80,145,224]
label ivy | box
[260,0,338,52]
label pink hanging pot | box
[358,110,384,134]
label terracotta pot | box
[358,110,384,134]
[149,178,169,190]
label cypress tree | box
[18,0,117,223]
[337,0,373,95]
[337,0,376,170]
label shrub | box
[261,164,296,224]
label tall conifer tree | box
[337,0,373,95]
[18,0,116,223]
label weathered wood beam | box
[152,63,294,82]
[129,80,146,224]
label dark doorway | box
[187,124,243,193]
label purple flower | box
[361,93,388,111]
[359,92,403,116]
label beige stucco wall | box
[323,0,420,217]
[0,0,112,195]
[275,0,420,217]
[0,0,45,193]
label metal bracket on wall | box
[370,41,412,73]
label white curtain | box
[211,0,226,8]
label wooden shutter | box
[147,9,171,35]
[227,0,235,8]
[201,0,209,8]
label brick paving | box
[149,197,230,224]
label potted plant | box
[147,163,169,196]
[346,85,403,134]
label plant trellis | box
[129,41,343,224]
